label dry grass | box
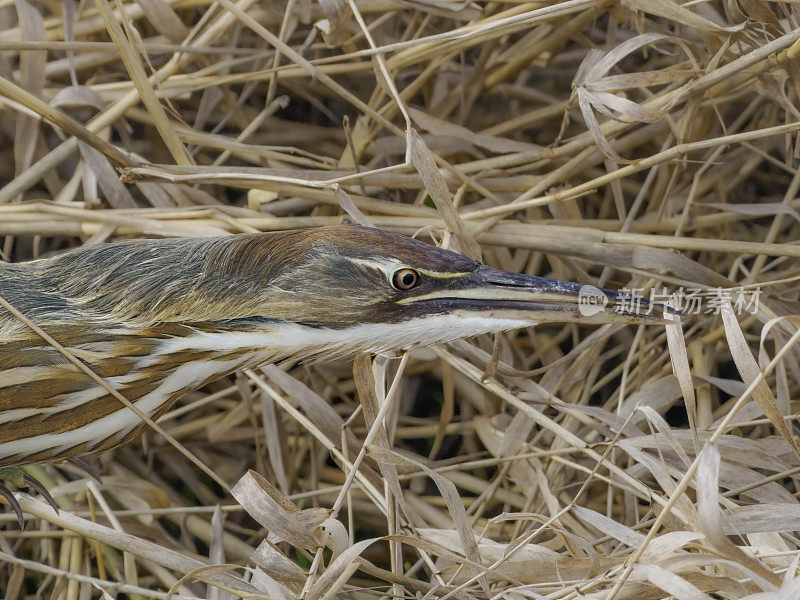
[3,0,800,598]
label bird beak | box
[403,266,678,325]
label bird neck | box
[151,314,531,363]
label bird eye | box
[392,268,420,290]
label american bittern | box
[0,225,668,518]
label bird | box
[0,224,669,519]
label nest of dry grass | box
[3,0,800,598]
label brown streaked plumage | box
[0,225,671,473]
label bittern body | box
[0,225,663,471]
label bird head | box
[168,225,672,357]
[243,225,667,327]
